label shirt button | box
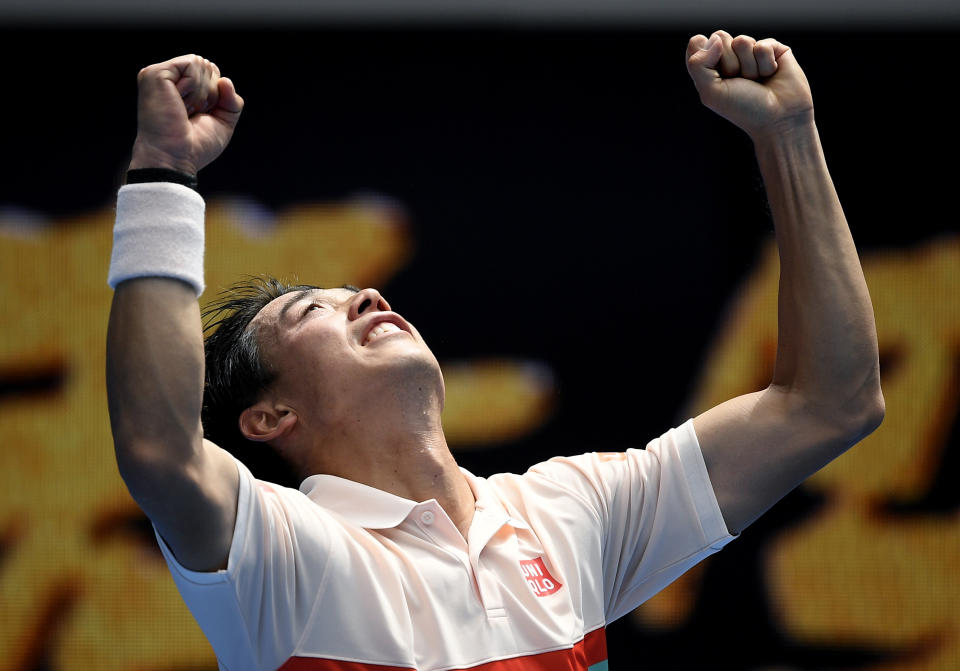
[420,510,435,525]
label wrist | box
[749,113,817,147]
[108,183,206,297]
[126,167,198,191]
[752,118,831,191]
[129,138,198,176]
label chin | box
[384,350,444,394]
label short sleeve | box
[526,419,735,622]
[153,458,332,671]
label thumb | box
[685,34,723,89]
[208,77,244,131]
[215,77,244,116]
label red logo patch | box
[520,557,562,597]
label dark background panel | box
[2,26,957,670]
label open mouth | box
[363,321,405,346]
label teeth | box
[365,321,402,345]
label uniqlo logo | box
[520,557,562,597]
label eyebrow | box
[279,288,317,323]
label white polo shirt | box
[156,420,734,671]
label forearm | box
[757,121,882,424]
[107,278,206,472]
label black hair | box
[201,276,320,489]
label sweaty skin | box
[107,35,881,577]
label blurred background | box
[1,2,958,669]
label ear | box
[238,400,298,443]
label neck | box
[298,390,475,538]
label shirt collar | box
[299,467,526,530]
[299,473,419,529]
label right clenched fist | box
[129,54,244,176]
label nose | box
[349,288,390,319]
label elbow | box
[852,389,885,441]
[795,369,884,446]
[867,384,886,431]
[837,375,885,443]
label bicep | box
[693,386,853,534]
[122,438,239,573]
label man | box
[106,31,883,671]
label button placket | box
[467,508,514,618]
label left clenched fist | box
[130,54,244,175]
[686,31,814,142]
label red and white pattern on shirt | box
[277,627,606,670]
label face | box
[250,287,443,427]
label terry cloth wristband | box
[108,182,206,296]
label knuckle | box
[137,64,161,83]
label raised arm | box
[685,32,884,534]
[106,55,244,571]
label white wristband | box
[108,182,206,296]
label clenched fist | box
[129,54,244,175]
[686,31,814,142]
